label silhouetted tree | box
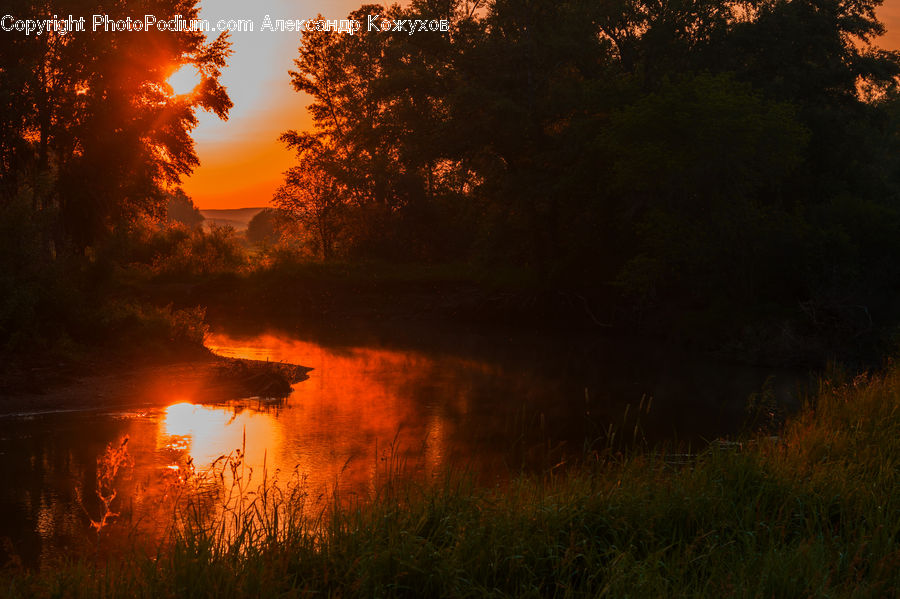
[281,2,477,259]
[274,160,345,260]
[279,0,900,343]
[0,0,232,251]
[166,189,204,229]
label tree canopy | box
[277,0,900,340]
[0,0,232,250]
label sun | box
[167,64,201,96]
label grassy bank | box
[3,363,900,597]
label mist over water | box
[0,326,805,567]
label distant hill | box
[199,207,266,231]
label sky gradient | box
[182,0,363,209]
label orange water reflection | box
[152,332,502,500]
[0,328,809,567]
[0,330,573,566]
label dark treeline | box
[274,0,900,356]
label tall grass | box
[4,365,900,597]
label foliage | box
[272,0,900,350]
[0,0,231,250]
[96,301,208,350]
[0,199,214,360]
[280,1,479,261]
[82,218,247,281]
[245,208,291,248]
[143,224,247,279]
[0,189,82,353]
[0,0,231,360]
[166,189,205,229]
[273,160,346,259]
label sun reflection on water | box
[202,331,482,489]
[0,329,542,566]
[139,333,512,547]
[160,402,283,479]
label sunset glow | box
[162,401,281,476]
[181,0,367,209]
[204,331,497,482]
[167,64,201,96]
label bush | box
[94,301,209,356]
[96,221,247,280]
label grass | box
[4,364,900,597]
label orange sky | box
[183,0,900,210]
[181,0,367,209]
[881,0,900,48]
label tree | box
[274,159,345,260]
[166,189,204,228]
[280,6,392,211]
[280,2,477,259]
[277,0,900,342]
[0,0,232,251]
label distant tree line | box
[276,0,900,343]
[167,189,205,228]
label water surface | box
[0,326,805,567]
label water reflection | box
[203,332,505,488]
[0,328,807,568]
[161,402,282,472]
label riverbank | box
[136,259,873,369]
[0,349,309,417]
[2,359,897,597]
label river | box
[0,324,806,567]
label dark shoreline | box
[0,350,309,417]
